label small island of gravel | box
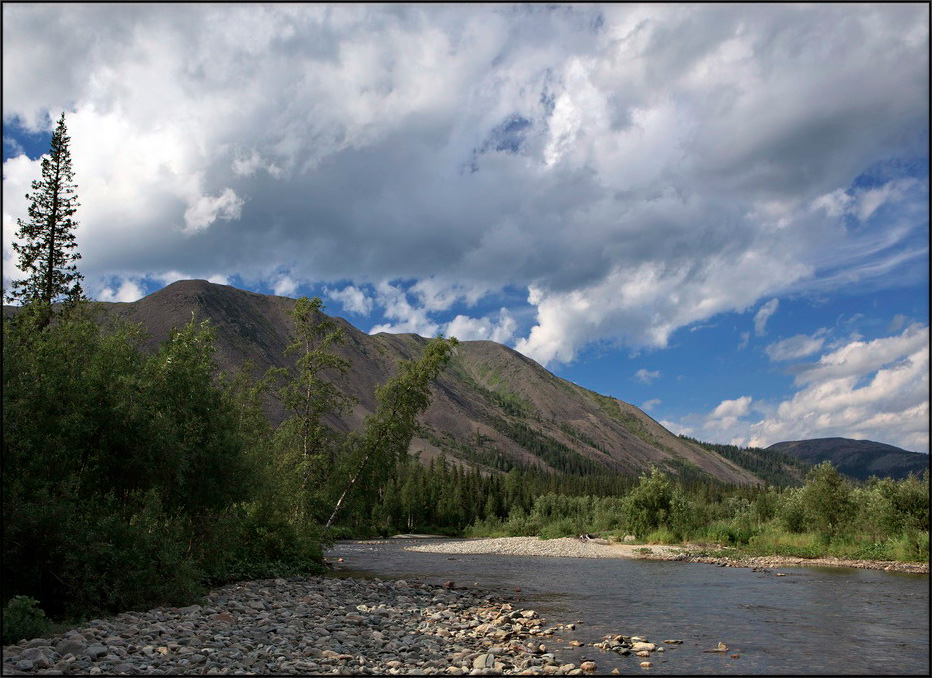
[404,536,929,574]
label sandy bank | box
[404,537,929,574]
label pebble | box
[2,576,589,675]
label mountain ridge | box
[21,279,921,485]
[766,437,929,481]
[77,279,765,485]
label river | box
[327,539,929,675]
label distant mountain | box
[765,437,929,481]
[6,280,768,486]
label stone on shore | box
[1,576,588,676]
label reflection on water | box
[329,540,930,675]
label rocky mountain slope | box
[765,438,929,481]
[18,280,765,486]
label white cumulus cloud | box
[634,369,661,384]
[754,299,780,337]
[749,325,930,451]
[1,3,927,369]
[765,330,827,362]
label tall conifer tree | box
[7,112,85,316]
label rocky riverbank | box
[656,551,930,574]
[405,536,929,574]
[2,575,622,676]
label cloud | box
[791,323,928,387]
[634,369,661,384]
[765,330,827,362]
[445,308,516,343]
[327,284,374,316]
[271,275,298,298]
[642,398,661,412]
[97,277,145,302]
[703,396,754,433]
[182,187,244,234]
[748,324,930,451]
[368,282,440,337]
[2,4,927,365]
[754,299,779,337]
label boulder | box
[56,637,88,657]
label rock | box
[472,653,495,669]
[0,575,582,677]
[663,639,683,644]
[632,642,655,652]
[86,644,108,659]
[15,659,35,671]
[56,635,88,656]
[24,638,51,649]
[639,661,652,668]
[580,661,597,672]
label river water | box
[328,539,929,675]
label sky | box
[2,3,929,453]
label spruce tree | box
[7,112,85,317]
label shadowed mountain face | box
[766,438,930,481]
[32,280,763,486]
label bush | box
[702,520,755,546]
[622,468,672,538]
[891,530,930,562]
[2,596,51,645]
[800,462,854,538]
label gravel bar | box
[404,537,634,559]
[405,536,929,574]
[2,575,600,676]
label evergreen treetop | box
[7,112,85,314]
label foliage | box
[6,112,85,316]
[2,596,52,645]
[622,468,673,538]
[326,335,459,528]
[266,297,356,525]
[1,308,289,619]
[679,436,810,487]
[799,462,855,538]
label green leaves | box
[7,112,84,311]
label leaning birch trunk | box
[325,449,372,529]
[322,336,457,532]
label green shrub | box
[891,530,930,562]
[622,468,672,538]
[644,526,678,544]
[2,596,51,645]
[702,520,756,546]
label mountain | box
[8,280,766,486]
[765,438,930,481]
